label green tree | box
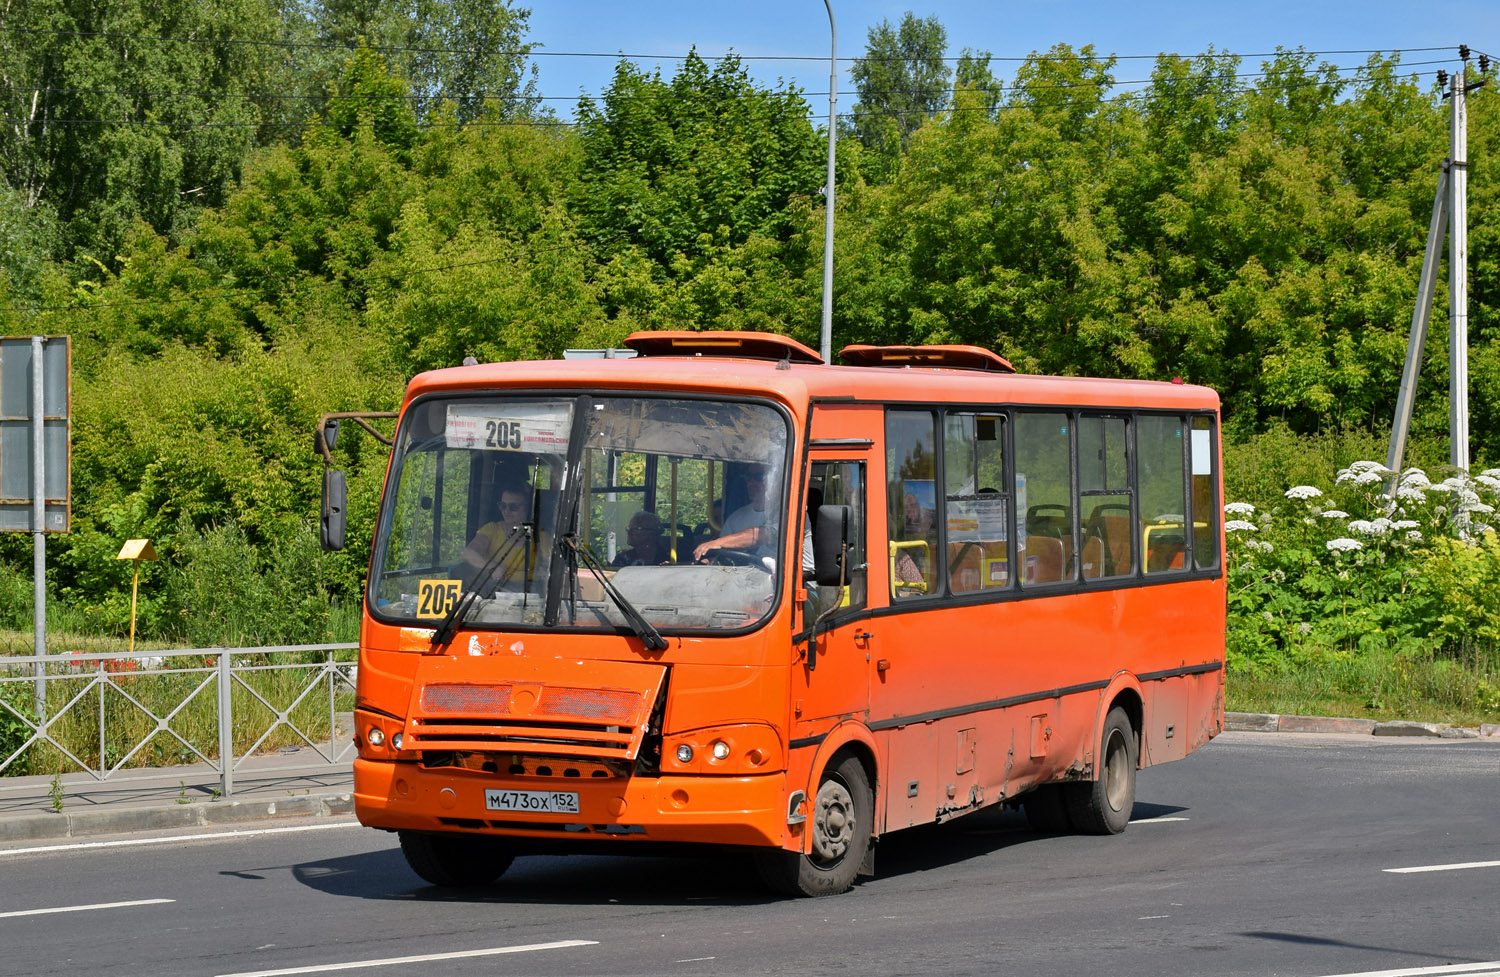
[848,12,951,178]
[573,52,823,274]
[0,0,278,268]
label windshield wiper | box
[564,535,668,652]
[429,524,529,649]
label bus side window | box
[1015,412,1073,587]
[886,411,938,599]
[1139,414,1188,574]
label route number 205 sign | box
[445,404,572,454]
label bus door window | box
[886,411,938,599]
[1078,414,1134,579]
[1138,414,1189,573]
[944,413,1010,594]
[1015,412,1074,586]
[1191,416,1221,570]
[806,461,867,617]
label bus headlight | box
[662,724,783,774]
[367,726,385,747]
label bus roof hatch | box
[624,330,824,365]
[838,344,1016,373]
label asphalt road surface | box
[1,730,1496,977]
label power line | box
[0,25,1459,66]
[0,57,1452,106]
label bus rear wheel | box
[398,830,515,887]
[1064,706,1137,835]
[756,754,871,897]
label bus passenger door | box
[792,422,876,738]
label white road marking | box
[1317,962,1500,977]
[0,820,359,858]
[213,940,599,977]
[1136,914,1170,920]
[677,957,716,963]
[1384,859,1500,874]
[0,898,174,920]
[1130,816,1190,824]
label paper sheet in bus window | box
[1191,428,1212,475]
[445,404,573,454]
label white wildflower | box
[1347,519,1375,535]
[1320,509,1349,519]
[1326,537,1363,553]
[1336,461,1391,487]
[1262,611,1274,622]
[1481,469,1500,480]
[1225,520,1258,532]
[1296,622,1313,637]
[1370,517,1393,535]
[1463,501,1496,516]
[1406,530,1423,541]
[1285,485,1324,500]
[1399,468,1432,489]
[1395,484,1428,502]
[1245,538,1274,553]
[1271,568,1286,583]
[1223,502,1256,516]
[1475,474,1500,491]
[1435,476,1470,492]
[1391,520,1419,530]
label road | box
[1,731,1496,977]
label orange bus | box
[319,331,1224,896]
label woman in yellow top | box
[459,484,551,591]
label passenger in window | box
[611,511,670,567]
[459,481,551,589]
[903,491,935,536]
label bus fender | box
[1084,672,1144,778]
[786,720,879,854]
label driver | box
[693,464,774,563]
[459,481,551,589]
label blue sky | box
[524,1,1498,119]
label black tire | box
[756,754,872,897]
[398,830,514,887]
[1023,784,1072,833]
[1064,706,1137,835]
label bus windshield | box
[370,393,790,633]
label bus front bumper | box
[353,758,790,849]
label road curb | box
[1226,712,1490,738]
[0,792,354,845]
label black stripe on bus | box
[787,661,1222,745]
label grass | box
[1226,643,1500,727]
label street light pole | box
[820,0,837,364]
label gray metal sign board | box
[0,336,71,532]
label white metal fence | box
[0,643,358,796]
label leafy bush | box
[1225,461,1500,719]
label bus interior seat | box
[1023,535,1065,584]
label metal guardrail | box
[0,643,358,796]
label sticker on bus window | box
[415,578,461,619]
[445,404,572,454]
[1191,428,1212,475]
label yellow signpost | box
[116,539,157,654]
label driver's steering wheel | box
[703,548,772,573]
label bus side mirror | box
[321,469,347,551]
[812,504,849,586]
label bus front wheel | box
[399,830,514,887]
[757,754,872,897]
[1064,706,1137,834]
